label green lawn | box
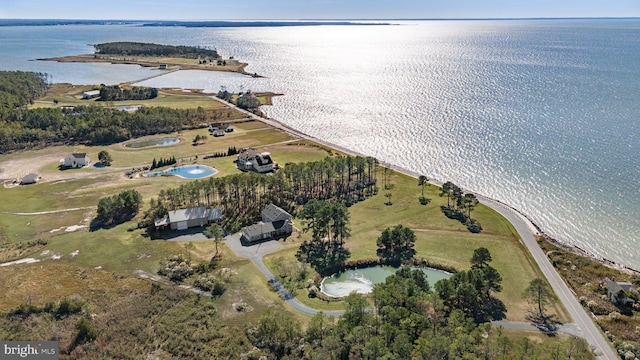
[260,170,566,322]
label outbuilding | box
[81,90,100,99]
[154,207,222,231]
[20,173,39,185]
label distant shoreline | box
[0,19,392,27]
[38,54,261,78]
[1,18,637,27]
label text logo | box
[1,341,58,359]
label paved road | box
[480,197,617,359]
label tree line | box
[143,156,377,234]
[216,89,262,110]
[435,247,506,323]
[440,180,482,233]
[99,85,158,101]
[376,224,417,265]
[0,105,213,153]
[95,190,143,227]
[94,42,218,59]
[150,156,177,170]
[236,92,262,110]
[0,71,48,110]
[202,146,239,159]
[295,199,352,275]
[283,155,377,205]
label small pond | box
[126,137,180,148]
[320,266,451,298]
[146,165,217,179]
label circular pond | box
[320,266,451,298]
[146,165,217,179]
[126,137,180,148]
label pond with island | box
[320,265,451,298]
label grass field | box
[35,84,241,110]
[261,169,567,322]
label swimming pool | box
[146,165,217,179]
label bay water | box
[1,19,638,269]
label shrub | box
[466,219,483,233]
[158,254,194,282]
[610,311,622,322]
[194,273,228,297]
[75,316,98,345]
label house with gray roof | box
[236,148,274,173]
[262,203,292,223]
[154,207,222,231]
[241,204,292,243]
[606,279,639,305]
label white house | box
[61,153,90,168]
[81,90,100,99]
[236,148,274,173]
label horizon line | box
[1,16,639,22]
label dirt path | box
[4,206,96,216]
[0,152,68,181]
[0,152,127,185]
[133,269,211,297]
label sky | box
[2,0,640,20]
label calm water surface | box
[1,20,638,268]
[320,266,451,297]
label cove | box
[320,266,451,298]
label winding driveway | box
[224,234,344,317]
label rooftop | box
[167,207,222,223]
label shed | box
[82,90,100,99]
[156,207,222,230]
[20,173,39,185]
